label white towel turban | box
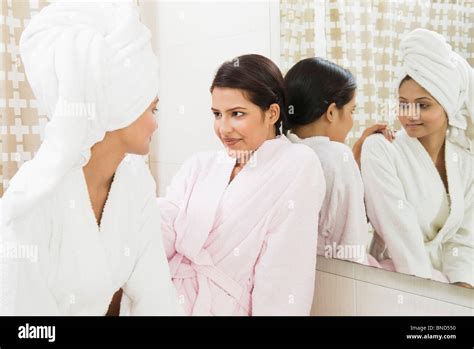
[2,1,158,225]
[397,28,474,154]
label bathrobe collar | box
[174,134,293,264]
[399,129,464,246]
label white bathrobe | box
[362,130,473,285]
[0,2,180,315]
[0,155,178,315]
[287,133,370,265]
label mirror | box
[280,0,473,289]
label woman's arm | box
[361,135,433,279]
[353,123,395,168]
[0,213,60,315]
[122,197,183,316]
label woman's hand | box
[353,123,396,168]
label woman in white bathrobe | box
[158,54,326,315]
[0,2,179,315]
[283,57,392,265]
[361,29,473,287]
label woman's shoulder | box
[361,133,402,163]
[1,194,53,241]
[447,141,474,186]
[282,140,321,165]
[321,141,360,177]
[321,140,355,163]
[363,133,394,151]
[448,140,474,163]
[115,155,157,206]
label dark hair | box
[400,75,412,86]
[283,57,356,132]
[210,54,287,135]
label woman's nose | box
[219,115,233,134]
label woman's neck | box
[292,121,327,139]
[83,132,126,192]
[418,125,447,164]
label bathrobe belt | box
[169,253,251,314]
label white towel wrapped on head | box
[397,28,474,153]
[2,1,158,225]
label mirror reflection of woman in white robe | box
[0,2,180,315]
[362,29,473,288]
[284,58,392,266]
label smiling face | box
[211,87,279,156]
[116,97,159,155]
[398,78,448,138]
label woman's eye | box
[152,108,158,115]
[418,103,429,109]
[232,111,244,117]
[399,103,412,112]
[213,111,221,119]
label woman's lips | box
[406,123,424,127]
[223,138,241,146]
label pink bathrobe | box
[157,135,325,316]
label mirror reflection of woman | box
[284,57,392,265]
[362,29,473,288]
[158,54,326,315]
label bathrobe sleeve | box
[122,196,182,315]
[251,149,325,315]
[442,175,474,286]
[361,135,433,279]
[156,156,196,260]
[0,208,61,315]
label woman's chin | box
[225,146,241,157]
[403,126,425,138]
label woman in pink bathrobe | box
[283,58,390,267]
[157,54,326,316]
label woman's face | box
[212,87,278,156]
[326,92,356,143]
[117,97,159,155]
[398,79,447,138]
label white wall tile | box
[155,161,183,196]
[155,28,272,164]
[154,1,270,49]
[146,0,275,188]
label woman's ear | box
[325,102,337,123]
[266,103,280,126]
